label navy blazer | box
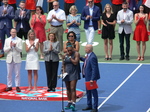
[81,5,100,30]
[0,5,14,29]
[14,9,31,32]
[80,52,100,81]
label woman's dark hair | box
[67,31,76,40]
[137,5,146,14]
[36,6,44,15]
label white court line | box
[146,108,150,112]
[98,64,142,109]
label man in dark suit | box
[14,1,31,40]
[81,0,100,45]
[80,44,100,112]
[0,0,14,58]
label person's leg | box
[45,61,52,90]
[141,41,146,61]
[85,28,90,44]
[33,70,38,91]
[0,29,5,55]
[6,27,11,38]
[125,33,131,59]
[14,63,21,92]
[76,33,80,42]
[14,63,21,87]
[109,39,113,59]
[39,42,44,59]
[51,61,59,89]
[104,39,108,60]
[23,31,28,40]
[70,80,77,102]
[65,81,72,109]
[119,32,125,59]
[88,27,95,45]
[57,26,64,52]
[17,29,23,39]
[92,89,98,110]
[136,41,141,60]
[27,70,32,90]
[6,62,14,87]
[70,80,77,110]
[86,89,92,108]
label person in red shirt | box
[111,0,124,17]
[8,0,16,12]
[94,0,102,34]
[64,0,76,33]
[25,0,36,15]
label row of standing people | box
[3,28,100,112]
[0,0,150,61]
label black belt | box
[51,25,62,27]
[89,25,93,27]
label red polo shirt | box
[143,0,146,4]
[65,0,75,3]
[8,0,16,4]
[94,0,102,3]
[111,0,124,5]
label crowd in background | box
[0,0,150,112]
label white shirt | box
[89,6,94,26]
[47,8,66,26]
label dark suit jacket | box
[14,9,31,32]
[0,5,14,29]
[80,52,100,81]
[81,5,100,30]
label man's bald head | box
[85,44,93,53]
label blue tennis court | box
[0,60,150,112]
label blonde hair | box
[103,4,113,14]
[69,5,78,13]
[27,29,36,40]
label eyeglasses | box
[88,1,93,3]
[53,5,58,7]
[68,35,74,37]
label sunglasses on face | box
[53,5,58,7]
[68,35,74,37]
[88,1,93,3]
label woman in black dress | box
[101,4,116,60]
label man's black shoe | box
[52,88,55,92]
[126,57,130,61]
[16,87,21,92]
[47,88,51,92]
[82,107,92,111]
[120,57,125,60]
[6,87,12,91]
[91,109,98,112]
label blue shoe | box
[70,104,75,111]
[64,103,72,109]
